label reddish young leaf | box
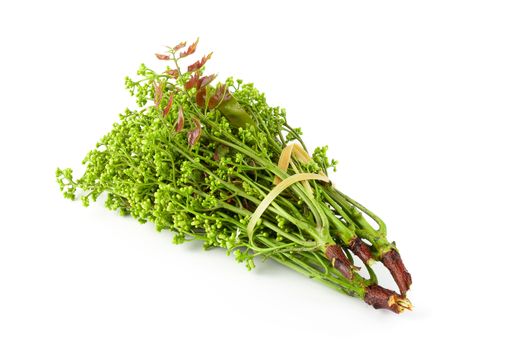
[153,82,163,107]
[173,41,187,53]
[184,72,201,90]
[163,93,174,117]
[217,84,231,100]
[195,87,207,108]
[199,74,216,88]
[187,118,202,147]
[155,53,170,60]
[208,91,220,109]
[165,69,180,78]
[187,53,213,73]
[175,106,185,132]
[208,83,231,109]
[179,38,199,58]
[185,73,216,91]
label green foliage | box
[57,41,404,304]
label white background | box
[1,1,524,349]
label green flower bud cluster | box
[56,168,76,200]
[312,146,338,173]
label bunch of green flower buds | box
[57,40,412,313]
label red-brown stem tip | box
[364,285,413,313]
[325,244,353,280]
[348,237,373,265]
[381,249,412,295]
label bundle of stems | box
[57,40,412,313]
